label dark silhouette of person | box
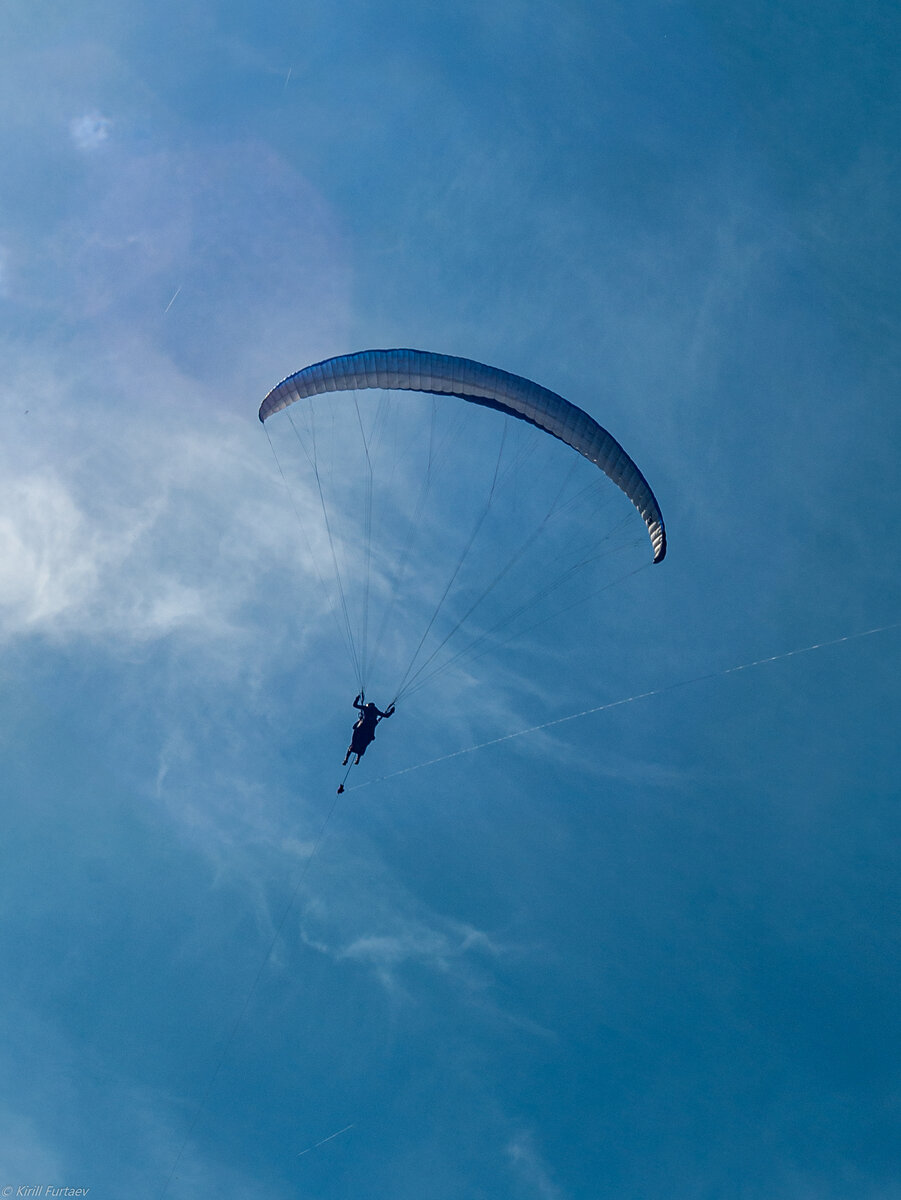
[342,694,395,766]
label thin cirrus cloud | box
[506,1131,564,1200]
[0,135,351,654]
[0,387,325,650]
[69,111,112,150]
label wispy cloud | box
[0,416,312,649]
[0,1108,65,1184]
[69,111,111,150]
[0,124,354,668]
[506,1130,565,1200]
[299,896,504,995]
[0,345,335,656]
[337,919,502,986]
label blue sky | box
[1,1,900,1197]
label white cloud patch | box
[0,132,354,666]
[0,354,333,655]
[337,919,502,988]
[293,839,512,998]
[506,1131,564,1200]
[301,905,504,989]
[0,1108,66,1184]
[69,111,111,150]
[0,472,100,624]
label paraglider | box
[260,348,666,786]
[342,693,395,766]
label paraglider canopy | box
[260,349,666,563]
[261,347,667,711]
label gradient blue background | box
[1,2,899,1197]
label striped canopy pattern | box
[260,348,666,562]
